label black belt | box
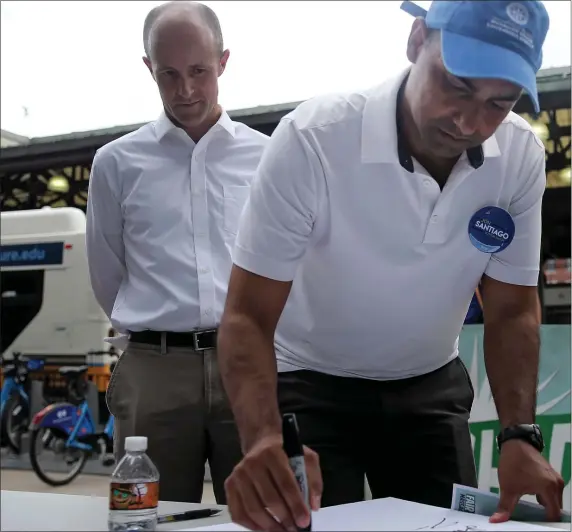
[128,329,217,351]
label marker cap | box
[282,414,303,458]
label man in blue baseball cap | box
[398,0,548,162]
[218,2,565,530]
[404,0,547,113]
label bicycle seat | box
[58,365,89,376]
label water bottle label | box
[109,482,159,511]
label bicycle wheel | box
[29,427,89,486]
[0,393,29,454]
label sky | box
[1,0,570,139]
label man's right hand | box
[224,434,323,532]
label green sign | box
[459,325,571,510]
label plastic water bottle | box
[108,436,160,531]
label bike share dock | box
[1,354,116,476]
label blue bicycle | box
[29,364,115,486]
[1,352,44,454]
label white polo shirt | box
[233,69,546,380]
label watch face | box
[532,424,545,447]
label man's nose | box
[453,106,480,137]
[179,77,194,99]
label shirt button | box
[424,180,431,187]
[199,267,209,274]
[196,231,206,237]
[203,308,212,316]
[431,215,439,223]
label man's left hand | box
[491,439,565,523]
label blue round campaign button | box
[468,206,515,253]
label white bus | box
[0,207,115,366]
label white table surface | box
[1,490,569,531]
[0,490,231,531]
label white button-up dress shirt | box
[86,110,268,343]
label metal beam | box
[0,150,95,175]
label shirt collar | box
[217,109,237,138]
[361,68,501,171]
[153,108,236,142]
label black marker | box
[157,508,221,524]
[282,413,312,532]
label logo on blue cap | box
[468,206,515,254]
[506,3,529,25]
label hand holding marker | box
[223,412,321,531]
[283,413,312,531]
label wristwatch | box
[496,424,545,453]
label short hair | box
[426,28,441,45]
[143,1,224,58]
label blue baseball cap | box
[401,1,550,112]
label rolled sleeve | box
[233,117,323,282]
[484,143,546,286]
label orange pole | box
[475,286,484,313]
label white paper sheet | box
[185,498,562,531]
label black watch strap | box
[497,424,544,453]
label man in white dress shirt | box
[86,1,267,503]
[218,1,564,530]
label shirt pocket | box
[223,185,250,235]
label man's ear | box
[406,18,431,64]
[142,56,155,79]
[219,49,230,76]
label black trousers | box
[277,357,477,509]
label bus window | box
[1,270,44,353]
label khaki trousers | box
[106,341,242,504]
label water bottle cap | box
[125,436,148,452]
